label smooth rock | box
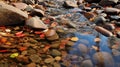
[104,7,120,15]
[45,29,59,41]
[0,3,28,25]
[93,52,114,67]
[29,54,41,63]
[63,1,78,8]
[103,23,115,31]
[94,16,107,26]
[53,62,61,67]
[26,16,48,29]
[11,2,28,10]
[80,60,93,67]
[51,49,61,57]
[30,9,44,17]
[77,44,88,56]
[95,26,113,37]
[44,58,55,63]
[99,0,119,6]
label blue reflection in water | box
[68,32,120,67]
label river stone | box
[103,24,115,31]
[0,3,28,26]
[22,0,36,5]
[11,2,28,10]
[51,49,61,57]
[80,60,93,67]
[25,5,33,12]
[26,16,48,29]
[77,44,88,56]
[99,0,119,6]
[93,52,114,67]
[29,54,41,63]
[44,58,55,64]
[45,29,59,41]
[30,9,44,17]
[53,62,61,67]
[63,1,78,8]
[104,7,120,15]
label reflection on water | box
[65,32,120,67]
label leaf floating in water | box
[10,53,19,58]
[70,37,79,41]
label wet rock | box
[27,63,36,67]
[66,41,75,46]
[51,49,61,57]
[116,32,120,38]
[95,26,113,37]
[80,60,93,67]
[63,1,78,8]
[29,54,41,63]
[26,16,48,29]
[103,23,115,31]
[11,3,28,10]
[25,5,33,12]
[99,0,119,6]
[93,52,114,67]
[44,58,55,64]
[0,3,28,25]
[45,29,59,41]
[51,41,60,48]
[77,44,88,56]
[104,7,120,15]
[94,16,107,26]
[30,9,44,17]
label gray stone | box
[99,0,119,6]
[77,44,88,56]
[22,0,36,5]
[0,3,28,25]
[26,16,48,29]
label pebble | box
[30,9,45,17]
[80,59,93,67]
[44,58,55,63]
[51,49,61,57]
[29,54,41,63]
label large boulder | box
[0,3,28,26]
